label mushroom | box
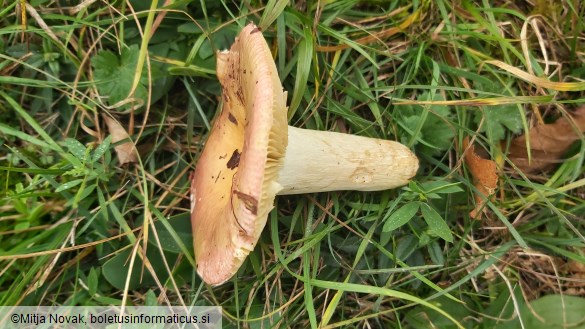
[191,23,419,285]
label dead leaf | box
[102,114,138,165]
[565,248,585,273]
[568,258,585,273]
[506,106,585,173]
[463,137,499,219]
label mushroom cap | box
[190,23,288,285]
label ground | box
[0,1,584,328]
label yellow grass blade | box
[485,60,585,91]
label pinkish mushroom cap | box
[190,23,288,285]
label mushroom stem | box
[277,126,419,195]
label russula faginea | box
[191,23,419,285]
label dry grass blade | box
[316,6,422,52]
[390,95,553,107]
[505,106,585,173]
[485,60,585,92]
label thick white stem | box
[276,126,419,195]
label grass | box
[1,0,585,328]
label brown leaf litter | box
[484,246,585,300]
[505,106,585,173]
[463,137,499,219]
[102,114,138,165]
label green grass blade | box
[288,25,314,119]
